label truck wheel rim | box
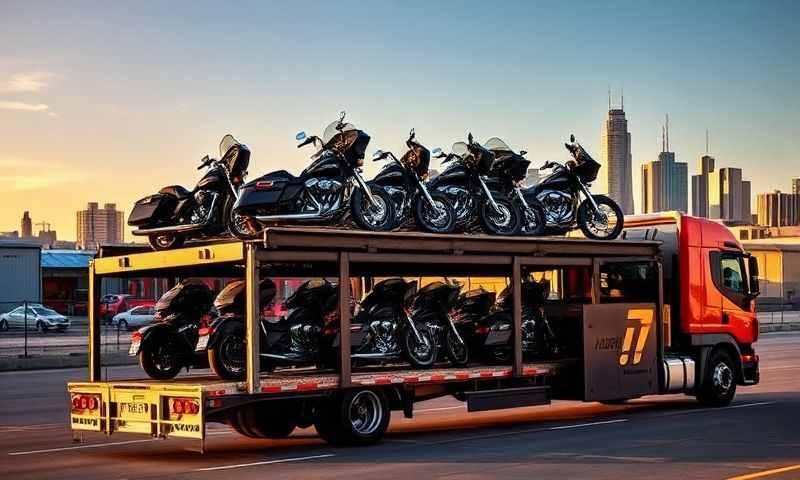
[713,362,733,395]
[349,390,382,435]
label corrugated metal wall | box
[0,245,41,313]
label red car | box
[99,294,152,325]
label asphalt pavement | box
[0,332,798,480]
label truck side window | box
[599,261,658,304]
[710,252,749,308]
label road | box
[0,332,798,480]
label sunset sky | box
[1,0,798,241]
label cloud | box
[0,72,54,93]
[0,101,50,112]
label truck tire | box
[314,389,390,446]
[696,349,737,407]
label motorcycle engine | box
[536,190,574,225]
[304,178,343,214]
[369,320,398,354]
[189,191,217,224]
[440,186,472,223]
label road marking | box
[548,419,628,430]
[8,439,157,455]
[726,464,800,480]
[544,452,664,463]
[195,454,335,471]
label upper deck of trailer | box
[92,227,662,277]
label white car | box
[112,305,155,330]
[0,304,70,333]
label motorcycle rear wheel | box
[148,233,185,251]
[229,209,261,240]
[414,193,457,234]
[138,331,183,380]
[208,321,245,381]
[351,186,396,231]
[444,329,469,367]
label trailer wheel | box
[241,403,297,439]
[696,349,737,407]
[314,389,390,446]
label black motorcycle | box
[451,286,497,354]
[231,112,395,238]
[522,134,624,240]
[195,278,278,380]
[129,135,250,250]
[473,278,559,363]
[370,129,457,233]
[130,279,213,379]
[484,138,546,236]
[410,280,470,366]
[429,133,521,235]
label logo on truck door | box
[618,309,654,366]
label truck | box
[67,212,760,451]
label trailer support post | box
[245,243,260,394]
[339,252,351,388]
[88,261,101,382]
[512,256,523,377]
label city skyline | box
[1,1,798,239]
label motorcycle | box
[429,133,522,235]
[473,277,559,363]
[230,112,395,238]
[130,279,213,379]
[195,278,278,380]
[521,134,624,240]
[330,278,438,369]
[370,129,457,233]
[483,138,547,236]
[450,286,497,354]
[410,280,470,366]
[128,135,250,250]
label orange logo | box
[619,309,654,366]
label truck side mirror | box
[747,256,760,297]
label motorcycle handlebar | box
[297,137,315,148]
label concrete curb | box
[0,352,136,371]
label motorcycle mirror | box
[295,131,307,142]
[468,132,474,144]
[409,128,415,139]
[520,150,528,156]
[569,133,575,143]
[200,155,209,163]
[431,147,443,157]
[372,150,385,161]
[339,110,346,123]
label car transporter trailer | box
[68,227,667,452]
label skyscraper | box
[757,190,798,227]
[76,202,124,250]
[691,154,715,217]
[599,94,634,215]
[21,211,32,238]
[641,116,688,213]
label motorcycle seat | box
[159,185,192,199]
[264,170,304,184]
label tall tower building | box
[599,92,634,215]
[76,202,124,250]
[641,115,688,213]
[21,211,32,238]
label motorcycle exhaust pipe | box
[350,352,401,359]
[131,223,205,235]
[253,212,328,222]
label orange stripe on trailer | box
[296,383,319,391]
[522,367,538,375]
[261,385,282,393]
[430,374,446,381]
[403,376,419,383]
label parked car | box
[0,304,70,333]
[99,294,132,324]
[113,305,156,330]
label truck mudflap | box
[68,382,205,440]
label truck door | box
[709,251,756,342]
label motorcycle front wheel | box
[138,331,183,380]
[148,233,185,251]
[402,325,437,368]
[413,193,457,234]
[444,329,469,367]
[577,195,624,240]
[351,186,396,231]
[479,198,521,236]
[228,209,261,240]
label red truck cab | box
[624,212,760,404]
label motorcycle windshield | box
[219,134,241,158]
[484,137,513,152]
[450,142,469,159]
[322,120,357,147]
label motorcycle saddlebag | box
[235,172,303,213]
[128,194,176,226]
